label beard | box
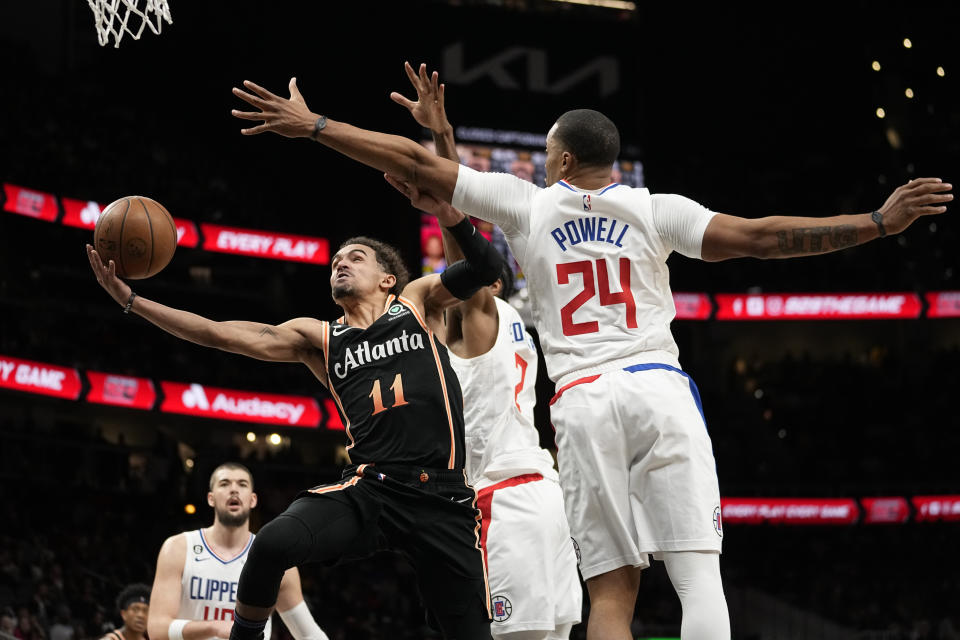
[215,506,250,528]
[331,281,356,300]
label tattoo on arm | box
[257,326,278,338]
[776,225,858,255]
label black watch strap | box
[123,291,137,314]
[311,116,328,140]
[871,210,887,238]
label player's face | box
[120,603,148,634]
[207,469,256,528]
[544,124,564,186]
[330,244,395,302]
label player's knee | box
[249,514,312,569]
[662,551,726,608]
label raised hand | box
[86,243,132,306]
[390,62,451,134]
[877,178,952,235]
[232,78,316,138]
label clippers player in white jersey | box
[389,62,582,640]
[146,463,329,640]
[230,70,952,640]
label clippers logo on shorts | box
[332,329,425,379]
[713,505,723,537]
[491,595,513,622]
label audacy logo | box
[180,383,306,424]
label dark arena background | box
[2,1,959,639]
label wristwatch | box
[871,210,887,238]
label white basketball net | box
[87,0,172,48]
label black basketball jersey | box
[323,295,465,470]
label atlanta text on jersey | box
[332,329,426,380]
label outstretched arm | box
[86,245,327,384]
[701,178,952,261]
[231,77,460,204]
[390,62,498,357]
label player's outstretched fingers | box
[242,80,280,101]
[231,109,265,121]
[239,124,271,136]
[232,86,269,110]
[914,189,953,204]
[390,91,416,110]
[86,244,102,278]
[404,61,420,88]
[909,177,944,186]
[288,77,304,104]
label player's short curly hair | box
[340,236,411,296]
[116,583,151,611]
[553,109,620,168]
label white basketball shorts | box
[477,473,582,635]
[550,363,723,581]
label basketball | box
[93,195,178,279]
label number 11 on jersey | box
[369,373,409,415]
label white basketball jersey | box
[179,529,271,640]
[453,169,715,385]
[522,182,684,383]
[448,297,557,489]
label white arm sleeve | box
[451,165,539,237]
[278,602,329,640]
[651,193,717,259]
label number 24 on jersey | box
[556,258,638,336]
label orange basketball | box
[93,196,177,279]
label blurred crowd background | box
[2,1,958,638]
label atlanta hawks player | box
[88,196,506,636]
[389,61,581,640]
[147,463,329,640]
[231,70,951,640]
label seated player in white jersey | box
[101,583,150,640]
[146,463,329,640]
[230,71,951,640]
[389,62,581,640]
